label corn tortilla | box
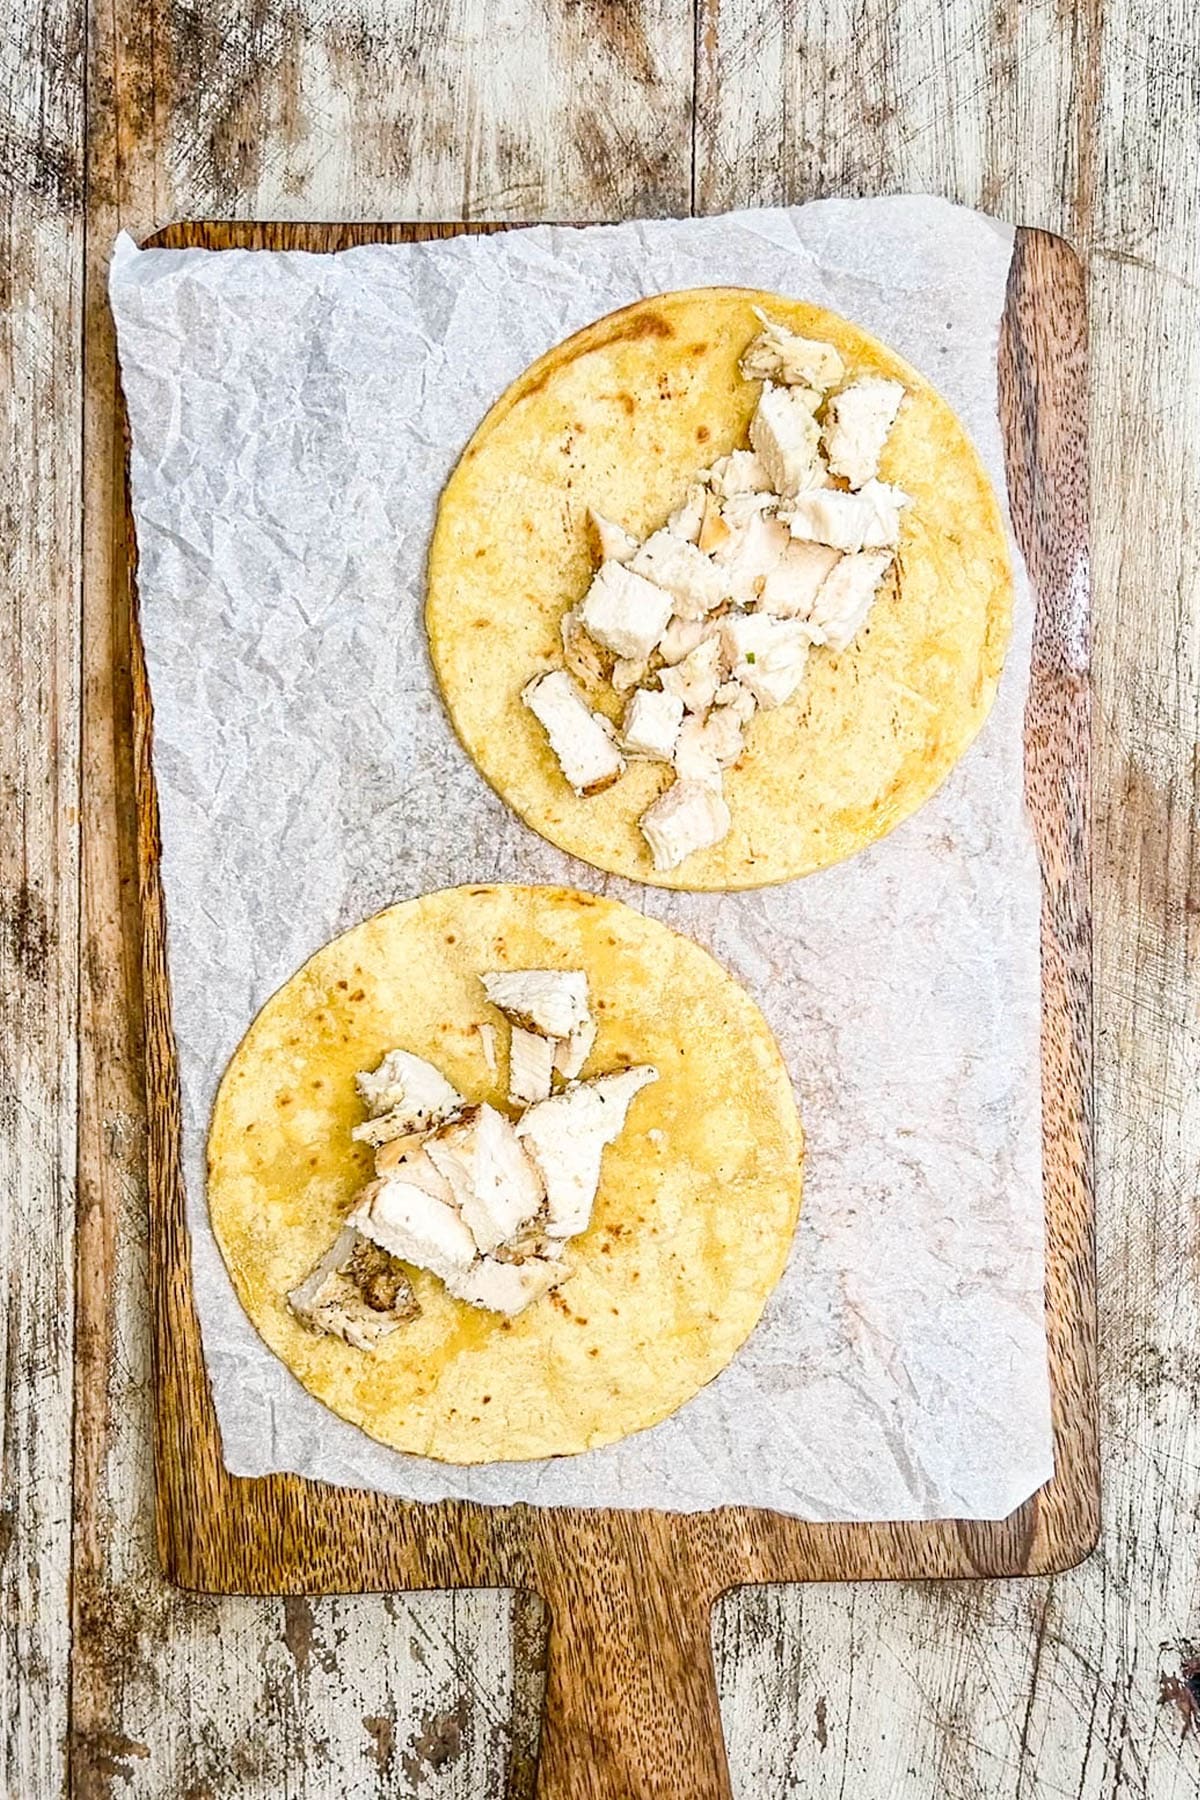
[208,884,804,1463]
[427,287,1012,889]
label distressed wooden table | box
[3,2,1198,1795]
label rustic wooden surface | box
[3,0,1198,1795]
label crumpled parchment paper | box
[109,197,1053,1520]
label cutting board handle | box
[532,1527,731,1799]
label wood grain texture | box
[0,2,83,1797]
[110,217,1093,1799]
[0,0,1192,1794]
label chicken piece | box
[809,550,894,651]
[659,634,722,713]
[711,508,791,606]
[477,1021,498,1076]
[748,383,823,497]
[448,1254,567,1316]
[821,377,905,489]
[579,560,675,660]
[481,969,590,1039]
[720,612,814,710]
[785,480,910,553]
[739,310,845,390]
[587,507,639,565]
[352,1109,429,1150]
[561,606,610,685]
[287,1225,420,1351]
[719,489,779,526]
[612,656,649,693]
[630,530,728,620]
[508,1026,555,1107]
[374,1130,433,1173]
[713,680,757,726]
[621,686,684,762]
[516,1067,659,1238]
[639,779,732,871]
[425,1104,544,1255]
[349,1172,478,1288]
[672,714,724,788]
[759,541,842,619]
[667,484,707,544]
[522,670,626,797]
[698,702,751,767]
[353,1050,463,1140]
[703,449,772,499]
[553,1016,597,1082]
[697,491,732,554]
[657,615,710,665]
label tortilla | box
[208,884,804,1463]
[427,287,1012,889]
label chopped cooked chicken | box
[508,1027,555,1107]
[809,550,894,651]
[759,541,842,619]
[720,612,814,710]
[703,448,771,498]
[719,488,779,527]
[612,655,649,693]
[349,1171,478,1288]
[522,669,626,796]
[785,480,910,553]
[621,686,684,761]
[748,382,823,497]
[374,1130,433,1173]
[287,1225,420,1350]
[579,559,676,660]
[667,484,707,543]
[657,615,710,665]
[448,1254,567,1317]
[697,491,731,554]
[821,377,905,489]
[673,714,723,788]
[352,1109,429,1150]
[689,703,750,771]
[587,507,639,565]
[553,1015,597,1082]
[354,1050,463,1136]
[639,778,732,871]
[516,1066,659,1238]
[713,680,757,726]
[711,508,791,606]
[659,633,722,713]
[739,310,845,391]
[630,529,728,620]
[561,606,609,685]
[477,1021,498,1076]
[425,1104,544,1255]
[481,969,590,1039]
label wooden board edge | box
[115,218,1096,1598]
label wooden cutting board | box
[124,221,1095,1800]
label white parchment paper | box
[110,198,1053,1520]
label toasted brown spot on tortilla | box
[606,309,674,345]
[696,424,711,442]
